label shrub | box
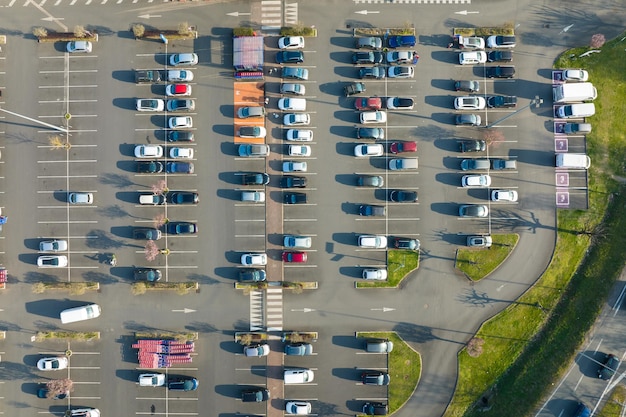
[33,27,48,38]
[132,24,145,38]
[233,27,255,37]
[73,25,87,38]
[590,33,606,48]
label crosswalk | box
[249,287,284,331]
[250,290,264,331]
[261,0,282,32]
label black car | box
[359,67,385,79]
[241,388,270,402]
[37,386,68,400]
[487,95,517,108]
[389,190,418,203]
[133,227,162,240]
[352,51,383,65]
[387,35,416,48]
[356,37,383,50]
[487,50,513,62]
[356,175,384,188]
[598,353,619,380]
[167,130,195,142]
[284,192,307,204]
[168,191,199,205]
[359,205,386,216]
[485,65,515,78]
[242,172,270,186]
[166,99,195,112]
[166,222,198,235]
[459,140,486,153]
[281,175,307,188]
[393,237,420,250]
[363,402,388,416]
[166,161,194,174]
[573,403,591,417]
[276,51,304,64]
[133,268,162,282]
[137,161,164,173]
[238,269,267,282]
[135,69,161,83]
[387,97,414,110]
[454,80,480,93]
[167,377,198,391]
[361,371,390,386]
[357,127,384,140]
[345,82,366,96]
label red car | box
[389,141,417,154]
[282,251,308,263]
[354,97,383,111]
[166,84,192,97]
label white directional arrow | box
[355,10,380,15]
[371,307,396,312]
[138,14,162,19]
[172,308,196,314]
[42,16,65,21]
[227,11,252,17]
[455,10,479,15]
[290,308,315,313]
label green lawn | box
[443,32,626,417]
[356,249,419,288]
[455,234,519,281]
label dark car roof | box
[166,161,194,173]
[239,269,266,282]
[280,175,307,188]
[357,127,384,139]
[137,161,164,173]
[388,35,416,48]
[167,130,194,142]
[486,65,515,78]
[455,80,480,92]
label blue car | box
[276,51,304,64]
[387,35,416,48]
[166,222,198,235]
[166,162,194,174]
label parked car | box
[356,37,382,50]
[458,36,485,49]
[363,402,388,416]
[365,338,393,352]
[69,191,93,204]
[487,95,517,108]
[167,377,198,391]
[358,235,387,249]
[357,175,384,187]
[563,69,589,82]
[360,111,387,124]
[355,97,383,110]
[66,41,92,53]
[454,96,486,110]
[37,357,69,370]
[166,99,195,112]
[356,127,384,140]
[286,401,312,415]
[362,371,390,386]
[137,161,164,173]
[387,97,414,110]
[362,268,388,280]
[139,194,165,205]
[598,353,619,380]
[491,189,518,202]
[166,70,194,82]
[386,50,417,64]
[69,408,100,417]
[278,36,304,49]
[238,269,266,282]
[168,116,193,129]
[169,53,198,66]
[133,228,162,240]
[37,386,68,400]
[281,67,308,80]
[284,235,312,248]
[138,373,166,387]
[563,123,592,135]
[166,162,194,174]
[282,251,308,263]
[487,50,513,62]
[136,99,165,112]
[241,388,270,402]
[491,159,517,170]
[486,35,516,48]
[459,140,486,153]
[276,51,304,64]
[459,204,489,218]
[461,159,489,170]
[389,190,418,202]
[283,161,307,172]
[387,35,416,48]
[389,141,417,154]
[243,343,270,357]
[352,51,383,65]
[456,114,481,126]
[345,81,366,96]
[241,253,267,266]
[166,222,198,235]
[165,83,192,97]
[135,70,161,83]
[168,191,199,205]
[467,235,493,248]
[388,66,414,78]
[359,205,386,216]
[238,126,267,139]
[238,143,270,157]
[459,51,487,65]
[393,237,420,250]
[167,131,194,142]
[135,145,163,158]
[39,239,68,252]
[280,83,306,96]
[241,190,265,203]
[573,403,591,417]
[455,80,480,92]
[241,172,270,186]
[286,129,313,141]
[284,192,307,204]
[486,66,515,78]
[284,113,311,126]
[359,67,386,79]
[133,268,162,282]
[289,145,311,157]
[461,174,492,187]
[280,175,307,188]
[169,147,194,159]
[354,143,384,157]
[37,255,68,268]
[284,342,313,355]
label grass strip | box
[356,250,419,288]
[455,234,519,281]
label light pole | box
[0,107,68,133]
[484,95,543,129]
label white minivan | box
[278,98,307,111]
[284,368,314,384]
[60,304,102,324]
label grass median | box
[444,32,626,417]
[455,234,519,281]
[356,250,419,288]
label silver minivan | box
[389,158,418,170]
[284,368,314,384]
[60,304,101,324]
[278,98,306,111]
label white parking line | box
[355,249,387,252]
[284,218,317,222]
[38,100,97,103]
[235,235,265,238]
[235,219,265,222]
[37,221,98,224]
[165,265,198,269]
[40,70,98,74]
[285,264,317,268]
[39,85,98,88]
[38,160,97,163]
[37,175,98,179]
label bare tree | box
[482,129,505,148]
[46,379,73,398]
[590,34,606,48]
[466,337,484,358]
[73,25,87,38]
[153,213,168,229]
[151,179,168,195]
[145,241,159,261]
[49,135,71,150]
[33,27,48,38]
[132,24,145,38]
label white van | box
[60,304,102,324]
[284,368,314,384]
[278,98,306,111]
[556,153,591,169]
[556,103,595,119]
[389,158,418,170]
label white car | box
[491,189,519,202]
[288,145,311,157]
[459,36,485,50]
[243,343,271,357]
[358,235,387,249]
[37,357,69,371]
[168,116,193,129]
[386,50,416,64]
[459,51,487,65]
[454,96,486,110]
[354,143,384,157]
[37,255,68,268]
[166,70,194,82]
[278,36,305,50]
[286,129,313,142]
[362,268,388,280]
[286,401,312,415]
[134,145,164,158]
[169,147,194,159]
[39,240,68,252]
[283,161,307,172]
[241,191,265,203]
[467,235,493,248]
[360,111,387,124]
[563,69,589,82]
[169,53,198,66]
[66,41,92,53]
[165,84,192,97]
[486,35,516,49]
[138,373,166,387]
[280,83,306,96]
[241,253,268,266]
[135,99,165,112]
[461,174,491,187]
[284,113,311,126]
[283,235,312,248]
[69,408,101,417]
[388,66,414,78]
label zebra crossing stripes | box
[284,2,298,26]
[261,0,282,32]
[249,290,264,332]
[266,288,283,331]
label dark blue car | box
[387,35,416,48]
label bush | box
[132,24,145,38]
[33,27,48,38]
[233,27,255,37]
[590,33,606,48]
